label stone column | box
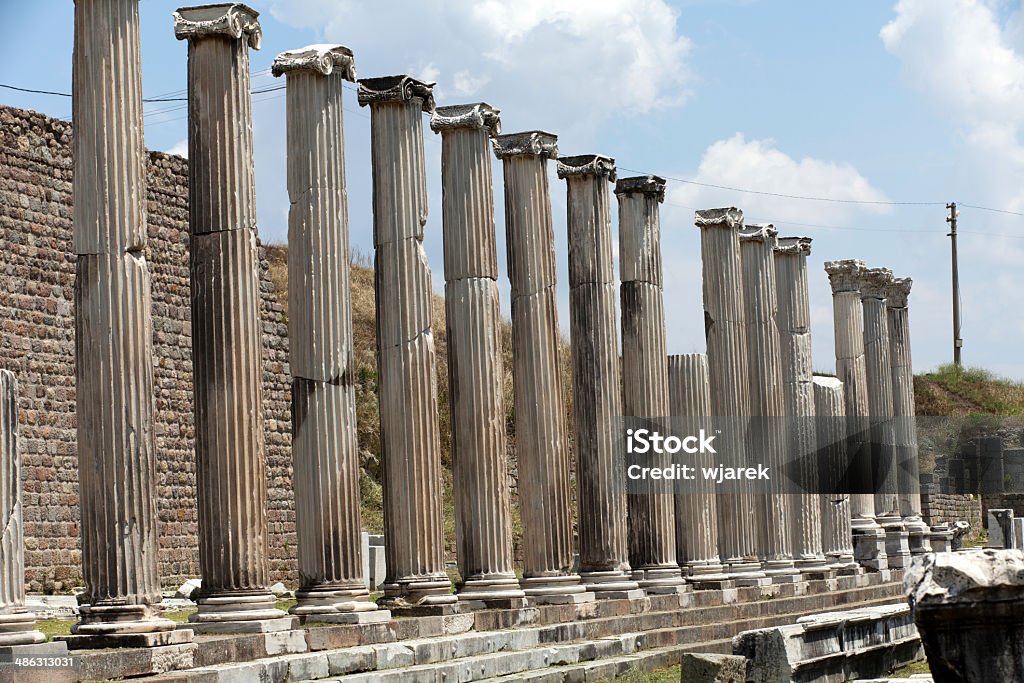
[175,4,291,632]
[429,103,525,607]
[812,376,857,572]
[885,276,931,555]
[773,237,829,575]
[824,260,887,571]
[694,208,765,582]
[273,45,388,624]
[738,225,798,581]
[859,268,910,568]
[68,0,179,646]
[357,75,455,609]
[495,131,591,604]
[0,371,45,647]
[667,354,727,582]
[616,175,687,594]
[557,155,642,599]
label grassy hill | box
[915,364,1024,416]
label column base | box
[187,592,296,634]
[928,528,953,552]
[825,553,861,576]
[457,573,527,604]
[0,611,45,647]
[291,584,389,624]
[379,575,457,610]
[63,603,185,647]
[722,559,770,585]
[631,566,688,594]
[904,516,932,554]
[580,570,644,600]
[884,529,911,568]
[853,528,889,571]
[520,574,595,605]
[761,559,803,583]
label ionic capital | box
[858,267,894,300]
[775,236,812,256]
[884,276,912,308]
[614,175,665,202]
[694,207,743,231]
[824,259,866,294]
[357,75,435,112]
[739,223,778,244]
[556,154,616,181]
[429,103,500,136]
[272,44,355,79]
[492,131,558,160]
[174,3,261,49]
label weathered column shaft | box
[557,155,640,598]
[739,225,795,575]
[430,103,522,604]
[176,4,288,630]
[617,176,685,592]
[496,132,589,603]
[667,354,725,578]
[274,45,383,621]
[773,237,826,569]
[358,75,454,607]
[812,376,855,566]
[70,0,175,642]
[860,269,900,523]
[694,208,762,576]
[0,371,44,645]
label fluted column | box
[0,372,44,646]
[667,354,726,580]
[357,75,455,609]
[175,5,291,632]
[557,155,642,599]
[773,237,828,573]
[812,376,856,570]
[68,0,178,645]
[739,225,797,579]
[824,260,887,571]
[429,103,524,606]
[617,176,686,594]
[694,208,764,580]
[273,45,387,623]
[495,132,591,604]
[885,277,930,554]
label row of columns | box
[60,0,929,647]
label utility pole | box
[946,202,962,367]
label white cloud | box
[663,133,891,226]
[165,138,188,158]
[268,0,692,135]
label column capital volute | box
[429,103,501,136]
[738,223,778,245]
[614,175,665,202]
[884,277,912,308]
[357,75,435,112]
[858,267,894,300]
[271,44,355,80]
[824,259,866,294]
[492,131,558,160]
[694,207,743,231]
[174,3,261,49]
[556,154,616,181]
[775,236,812,256]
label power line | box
[959,203,1024,217]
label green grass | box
[891,658,931,676]
[597,665,681,682]
[36,618,74,641]
[916,363,1024,416]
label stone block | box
[988,509,1013,548]
[679,652,746,683]
[368,545,387,591]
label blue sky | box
[3,1,1024,378]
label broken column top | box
[492,131,558,160]
[883,276,913,308]
[905,548,1024,608]
[429,103,501,136]
[824,259,866,293]
[812,375,843,390]
[271,44,355,79]
[738,223,777,243]
[556,154,616,181]
[857,267,894,300]
[357,75,435,112]
[694,207,743,230]
[173,3,261,48]
[775,236,812,255]
[614,175,665,201]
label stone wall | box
[0,105,297,591]
[921,492,982,536]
